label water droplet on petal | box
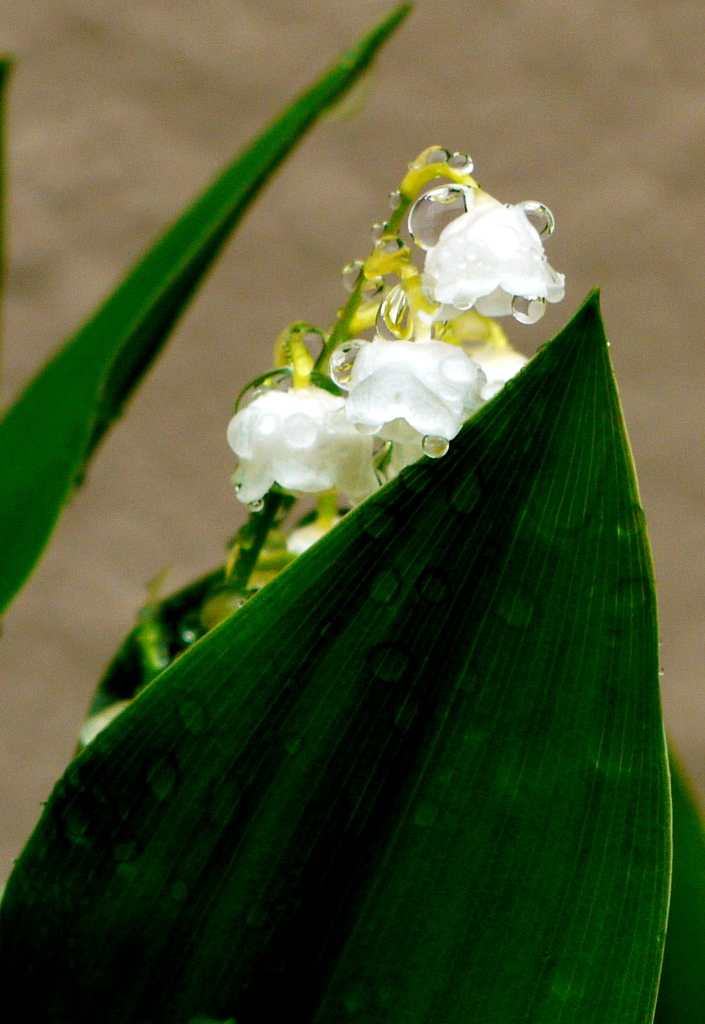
[177,695,209,736]
[417,569,448,604]
[422,435,449,458]
[147,755,179,802]
[388,188,401,210]
[370,568,401,604]
[498,589,535,629]
[408,184,471,250]
[447,151,474,174]
[330,340,366,390]
[112,839,139,863]
[369,642,410,682]
[512,295,547,325]
[518,200,555,236]
[413,803,439,827]
[342,260,364,293]
[247,498,265,513]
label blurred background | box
[0,0,703,884]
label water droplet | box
[179,612,202,646]
[447,151,474,174]
[371,221,389,241]
[147,755,178,802]
[247,498,265,513]
[374,235,404,254]
[177,695,209,736]
[376,284,412,340]
[342,260,364,293]
[511,295,547,325]
[517,200,555,236]
[414,146,450,167]
[370,568,401,604]
[450,474,482,514]
[170,881,189,902]
[330,339,366,390]
[62,800,91,846]
[399,463,428,494]
[358,503,396,540]
[369,643,410,682]
[498,589,535,628]
[283,733,303,755]
[408,184,471,250]
[421,435,449,458]
[418,569,448,604]
[617,503,646,540]
[413,803,438,827]
[112,839,139,863]
[246,904,269,929]
[388,188,401,209]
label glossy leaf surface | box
[0,294,670,1023]
[0,3,410,616]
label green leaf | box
[0,3,411,617]
[654,747,705,1024]
[0,55,11,390]
[0,293,670,1023]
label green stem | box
[227,490,285,592]
[315,273,366,373]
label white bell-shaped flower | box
[423,191,565,318]
[344,338,485,442]
[227,386,377,505]
[464,343,528,400]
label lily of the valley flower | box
[344,337,486,442]
[423,190,565,319]
[227,386,377,505]
[464,342,528,400]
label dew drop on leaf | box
[422,435,449,458]
[369,568,401,604]
[368,642,410,682]
[146,755,178,802]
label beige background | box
[0,0,703,884]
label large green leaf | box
[654,747,705,1024]
[0,3,411,617]
[0,293,670,1023]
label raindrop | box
[358,503,396,540]
[498,589,535,629]
[399,463,428,494]
[447,151,474,174]
[330,339,366,390]
[370,568,401,605]
[62,800,91,846]
[170,881,189,902]
[415,146,450,167]
[342,260,363,293]
[517,200,555,236]
[179,613,202,646]
[147,755,178,802]
[408,184,471,250]
[617,503,646,540]
[511,295,547,325]
[413,803,438,827]
[374,235,404,254]
[376,284,412,340]
[247,498,265,513]
[177,695,209,736]
[448,475,481,516]
[371,221,389,241]
[112,839,139,863]
[369,642,410,682]
[417,569,448,604]
[421,435,449,458]
[388,188,401,210]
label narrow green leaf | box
[0,56,12,393]
[654,747,705,1024]
[0,293,670,1023]
[0,3,411,617]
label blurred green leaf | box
[0,293,670,1023]
[0,56,11,392]
[654,747,705,1024]
[0,3,411,617]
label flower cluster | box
[227,148,564,512]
